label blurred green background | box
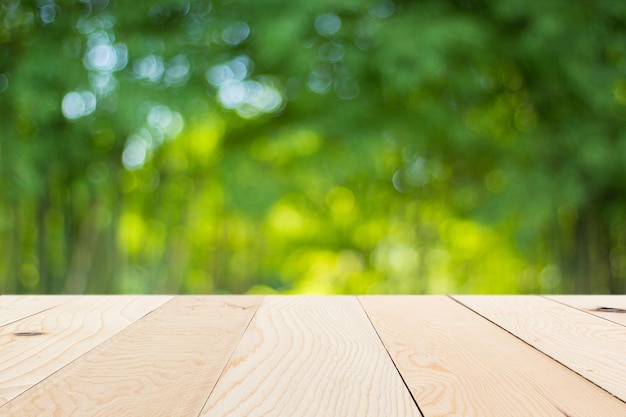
[1,0,626,294]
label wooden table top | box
[0,295,625,416]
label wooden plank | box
[546,295,626,326]
[0,296,262,417]
[199,296,421,417]
[0,296,76,327]
[454,295,626,403]
[360,296,626,417]
[0,295,171,406]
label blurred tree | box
[1,0,625,294]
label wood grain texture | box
[0,296,261,417]
[360,296,626,417]
[199,296,421,417]
[546,295,626,326]
[0,296,75,327]
[454,295,626,403]
[0,295,170,406]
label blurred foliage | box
[1,0,626,294]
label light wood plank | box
[547,295,626,326]
[360,296,626,417]
[199,296,421,417]
[0,296,262,417]
[0,295,171,406]
[0,296,76,327]
[454,295,626,403]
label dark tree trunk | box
[566,208,613,294]
[36,192,49,293]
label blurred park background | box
[1,0,626,294]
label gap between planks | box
[543,295,626,327]
[196,295,265,416]
[0,296,76,328]
[356,296,425,417]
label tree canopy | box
[1,0,625,294]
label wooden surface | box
[1,295,625,417]
[454,295,626,403]
[0,296,171,406]
[199,296,419,417]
